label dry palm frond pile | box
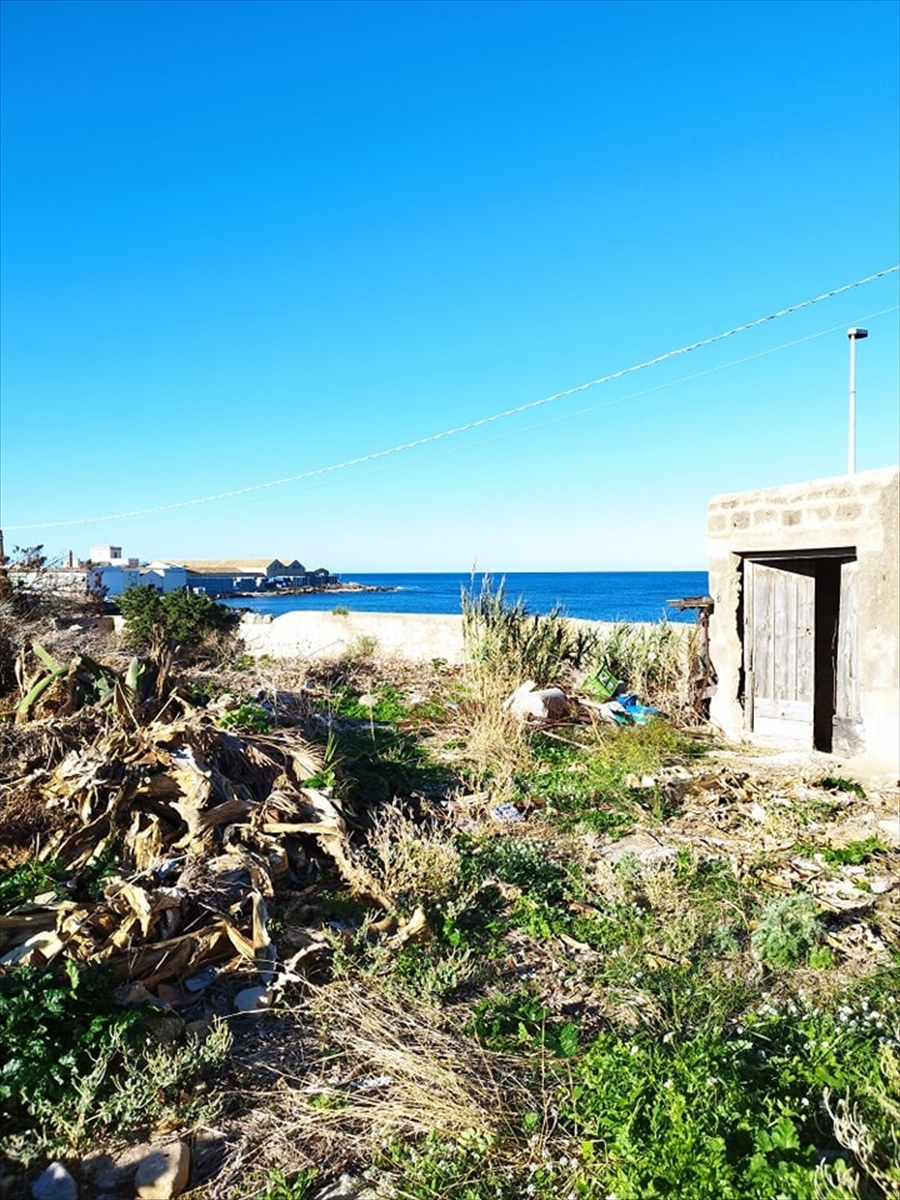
[0,695,396,1004]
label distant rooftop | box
[179,558,307,575]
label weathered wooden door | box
[833,559,863,754]
[744,560,815,746]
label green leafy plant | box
[0,961,148,1115]
[819,836,888,866]
[814,775,867,798]
[0,859,63,908]
[251,1166,320,1200]
[751,893,827,968]
[216,701,275,733]
[0,961,232,1163]
[468,990,580,1058]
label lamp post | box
[847,327,868,474]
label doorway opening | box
[741,548,856,753]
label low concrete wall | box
[239,611,468,664]
[238,611,693,667]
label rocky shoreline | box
[230,580,395,598]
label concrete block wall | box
[708,466,899,769]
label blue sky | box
[1,0,898,572]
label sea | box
[220,571,709,624]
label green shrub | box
[0,962,146,1116]
[118,585,237,650]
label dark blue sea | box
[221,572,708,624]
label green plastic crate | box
[583,664,619,702]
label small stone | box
[234,985,274,1013]
[135,1142,191,1199]
[31,1163,77,1200]
[83,1142,152,1190]
[312,1175,376,1200]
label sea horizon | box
[221,570,709,624]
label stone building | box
[707,466,899,770]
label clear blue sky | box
[1,0,898,572]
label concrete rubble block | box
[134,1142,191,1200]
[30,1164,77,1200]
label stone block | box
[135,1142,191,1199]
[753,508,777,526]
[836,504,862,521]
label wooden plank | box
[834,558,863,755]
[835,560,859,720]
[744,559,814,747]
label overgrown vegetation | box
[0,578,897,1199]
[118,584,238,650]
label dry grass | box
[442,691,533,804]
[206,982,529,1198]
[362,803,463,916]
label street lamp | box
[847,327,868,474]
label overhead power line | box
[6,264,898,532]
[238,303,900,497]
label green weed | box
[817,836,888,866]
[814,775,867,798]
[0,859,63,908]
[751,894,828,969]
[468,989,579,1058]
[255,1167,319,1199]
[0,962,232,1164]
[525,722,700,832]
[216,701,275,733]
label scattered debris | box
[503,681,569,721]
[490,802,524,822]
